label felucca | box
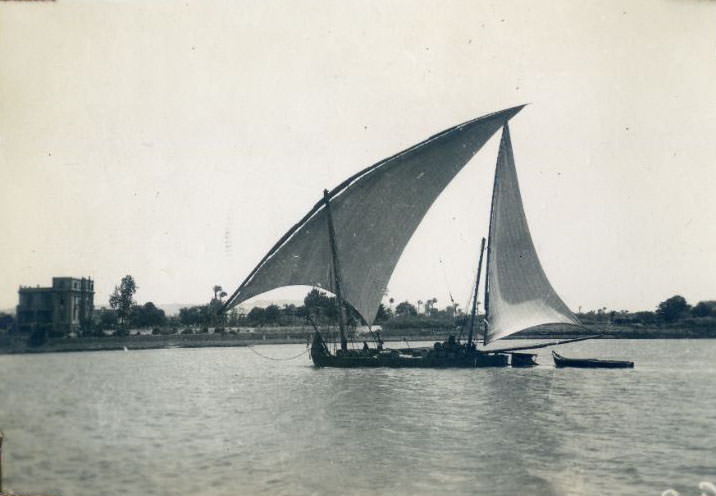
[223,106,592,368]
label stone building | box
[17,277,94,334]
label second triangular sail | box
[484,125,580,343]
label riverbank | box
[0,332,307,355]
[1,322,715,355]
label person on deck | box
[375,331,384,351]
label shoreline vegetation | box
[1,279,715,355]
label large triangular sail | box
[223,106,525,323]
[484,124,580,343]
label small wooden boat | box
[552,351,634,369]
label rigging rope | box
[439,258,456,307]
[441,256,468,342]
[246,345,309,361]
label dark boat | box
[309,331,543,368]
[310,332,512,368]
[552,351,634,369]
[222,106,592,368]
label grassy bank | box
[0,330,310,355]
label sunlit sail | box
[484,124,580,344]
[223,106,525,324]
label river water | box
[0,339,714,496]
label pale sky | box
[1,0,715,313]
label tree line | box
[1,275,714,336]
[576,295,716,327]
[177,288,365,328]
[215,293,716,329]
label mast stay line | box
[486,334,602,353]
[466,237,486,347]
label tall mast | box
[466,237,486,348]
[484,124,507,345]
[323,189,348,352]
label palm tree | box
[424,298,431,314]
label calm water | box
[1,339,715,496]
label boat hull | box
[310,332,533,368]
[552,351,634,369]
[312,350,511,368]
